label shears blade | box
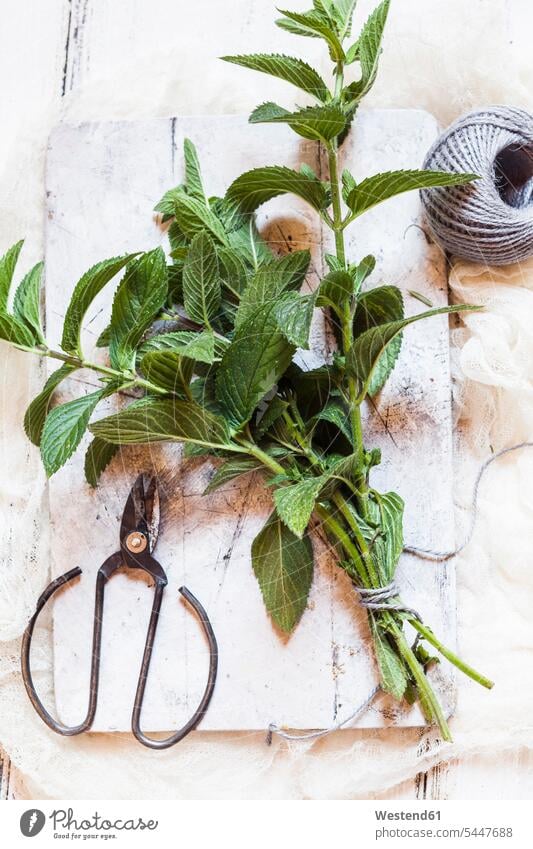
[120,474,160,553]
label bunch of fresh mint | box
[0,0,492,739]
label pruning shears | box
[21,474,218,749]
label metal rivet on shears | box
[126,531,147,553]
[21,473,218,750]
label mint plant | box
[0,0,493,740]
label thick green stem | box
[326,138,366,479]
[388,619,453,742]
[35,346,168,396]
[409,619,494,690]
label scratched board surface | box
[45,111,456,732]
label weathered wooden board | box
[45,110,456,733]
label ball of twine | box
[421,106,533,266]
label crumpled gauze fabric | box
[1,0,532,799]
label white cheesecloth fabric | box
[1,0,533,798]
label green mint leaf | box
[346,169,479,219]
[226,218,273,266]
[316,269,354,312]
[84,438,119,487]
[333,0,358,38]
[250,102,346,144]
[370,619,408,700]
[183,231,221,327]
[254,396,289,440]
[353,285,404,395]
[0,240,24,311]
[251,511,314,632]
[218,247,249,296]
[90,398,231,449]
[23,363,77,446]
[183,138,207,204]
[140,329,217,363]
[221,53,330,103]
[235,250,311,329]
[347,304,478,401]
[169,191,228,245]
[61,255,135,356]
[341,168,357,202]
[313,400,352,443]
[203,457,264,494]
[274,291,317,349]
[226,166,328,221]
[344,0,390,100]
[41,390,104,477]
[140,350,194,396]
[373,491,405,582]
[276,9,345,61]
[274,476,324,538]
[0,311,37,347]
[109,248,168,371]
[353,254,376,291]
[12,261,45,343]
[216,302,295,429]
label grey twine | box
[267,441,533,744]
[421,106,533,266]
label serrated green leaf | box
[250,102,346,143]
[140,329,217,363]
[274,291,316,349]
[274,476,324,538]
[109,248,168,371]
[90,398,231,448]
[353,285,404,395]
[0,310,37,347]
[204,457,263,494]
[344,0,390,100]
[255,396,289,439]
[61,255,135,356]
[276,9,345,61]
[174,193,229,244]
[218,247,249,296]
[183,138,207,203]
[316,269,354,312]
[235,250,311,329]
[341,168,357,202]
[347,304,477,401]
[216,303,295,429]
[227,217,273,266]
[370,619,408,699]
[84,438,119,487]
[140,350,194,396]
[12,261,44,342]
[23,363,77,446]
[334,0,358,37]
[0,240,24,311]
[313,400,352,443]
[346,169,479,219]
[182,231,221,327]
[251,511,314,632]
[353,254,376,291]
[226,166,328,222]
[221,53,330,102]
[41,390,104,477]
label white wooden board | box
[45,110,456,733]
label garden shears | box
[21,474,218,749]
